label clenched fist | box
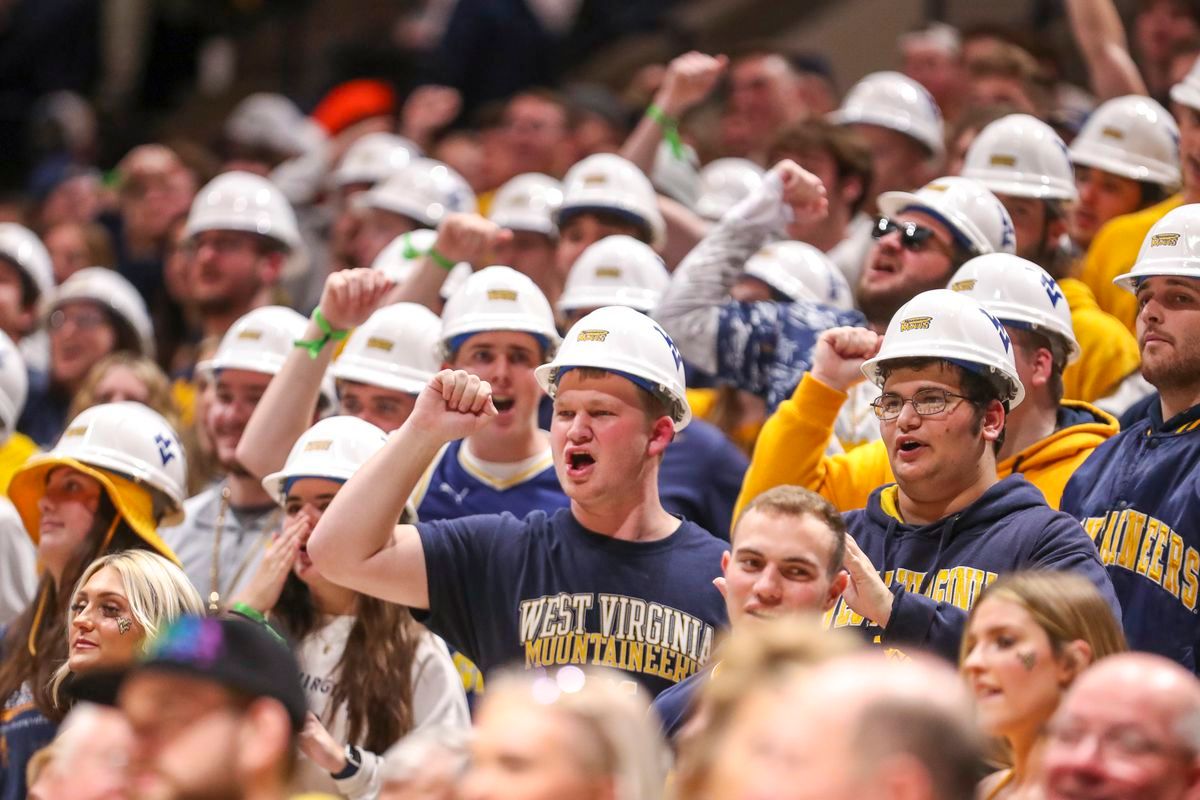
[810,326,882,392]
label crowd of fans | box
[3,1,1200,799]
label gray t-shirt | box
[160,482,281,605]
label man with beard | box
[657,168,1013,451]
[160,306,319,609]
[181,171,301,359]
[1063,204,1200,673]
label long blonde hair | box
[51,550,204,706]
[958,571,1127,667]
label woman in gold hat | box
[0,401,188,800]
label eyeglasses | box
[871,388,970,420]
[48,308,109,332]
[872,217,947,254]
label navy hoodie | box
[833,475,1120,661]
[1062,401,1200,671]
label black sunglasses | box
[871,217,941,252]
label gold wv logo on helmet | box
[1151,233,1181,247]
[594,267,622,278]
[899,316,934,332]
[989,154,1017,167]
[486,289,518,301]
[303,440,333,452]
[366,337,394,352]
[576,329,609,342]
[950,280,977,292]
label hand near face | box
[319,268,395,330]
[408,369,498,444]
[810,327,883,391]
[231,514,308,614]
[840,535,894,628]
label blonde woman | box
[50,550,203,707]
[959,571,1127,800]
[461,667,669,800]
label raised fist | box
[409,369,499,443]
[656,51,729,117]
[319,268,394,330]
[433,212,512,266]
[810,326,882,392]
[771,159,829,225]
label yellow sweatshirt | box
[0,432,38,495]
[734,373,1119,517]
[1079,194,1183,334]
[1059,278,1141,403]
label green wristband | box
[294,307,349,360]
[427,247,457,272]
[230,602,267,624]
[646,103,685,159]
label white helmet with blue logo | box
[862,289,1025,408]
[535,306,691,430]
[878,176,1016,256]
[948,254,1080,363]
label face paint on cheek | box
[1018,649,1037,671]
[117,617,132,635]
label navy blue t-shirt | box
[415,507,729,697]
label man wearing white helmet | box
[159,305,316,607]
[1062,204,1200,672]
[738,254,1119,515]
[829,71,945,219]
[327,132,419,272]
[0,331,36,625]
[309,307,729,697]
[1080,59,1200,334]
[818,289,1117,660]
[558,235,750,539]
[962,112,1144,406]
[658,169,1012,452]
[182,170,301,348]
[19,268,155,447]
[486,173,563,304]
[0,223,54,351]
[351,158,476,270]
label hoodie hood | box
[864,473,1050,540]
[1000,401,1118,477]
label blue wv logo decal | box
[155,433,176,466]
[1040,272,1064,307]
[981,309,1011,353]
[656,326,683,370]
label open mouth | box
[493,397,515,413]
[569,452,595,469]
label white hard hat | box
[0,329,27,441]
[440,265,560,357]
[1068,95,1180,187]
[536,306,690,430]
[743,241,854,310]
[185,170,303,252]
[224,93,312,158]
[1115,203,1200,291]
[962,114,1078,201]
[332,303,442,394]
[262,415,388,504]
[651,140,701,209]
[695,158,765,220]
[331,132,420,189]
[557,235,669,314]
[0,223,53,303]
[948,254,1080,363]
[878,176,1016,256]
[1170,57,1200,111]
[48,267,155,357]
[828,71,944,157]
[356,158,477,228]
[555,154,667,249]
[862,289,1025,408]
[488,173,563,236]
[32,401,187,524]
[199,305,308,376]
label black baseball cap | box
[73,615,308,731]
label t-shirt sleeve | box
[415,514,514,664]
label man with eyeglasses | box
[1042,653,1200,800]
[822,288,1116,661]
[737,253,1119,513]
